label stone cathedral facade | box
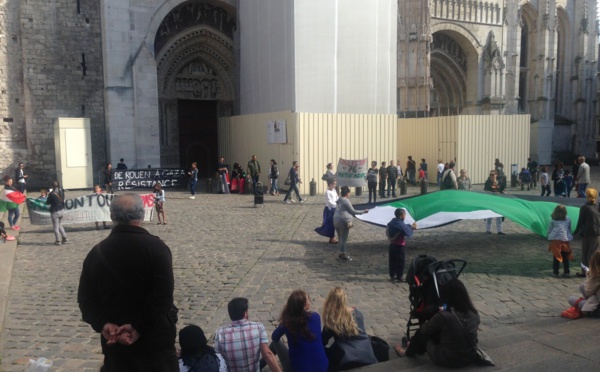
[0,0,597,186]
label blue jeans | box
[251,175,259,192]
[219,173,230,194]
[189,180,197,196]
[407,170,415,185]
[8,207,20,227]
[577,183,588,198]
[271,178,279,194]
[284,183,302,201]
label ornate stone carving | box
[483,31,504,73]
[155,1,237,55]
[581,18,589,34]
[174,62,220,99]
[432,33,467,71]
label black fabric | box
[46,188,65,213]
[441,171,454,190]
[370,336,389,362]
[181,353,220,372]
[78,224,176,356]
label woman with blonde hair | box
[573,188,600,277]
[321,287,377,371]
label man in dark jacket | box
[78,193,178,371]
[387,160,398,198]
[379,161,388,198]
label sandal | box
[157,222,162,225]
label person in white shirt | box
[576,156,591,198]
[315,179,339,244]
[437,160,445,187]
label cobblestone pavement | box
[0,173,598,371]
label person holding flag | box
[2,175,26,231]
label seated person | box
[0,221,7,242]
[321,287,378,371]
[563,250,600,319]
[178,324,228,372]
[518,168,532,190]
[271,290,328,372]
[395,279,480,368]
[213,297,281,372]
[37,189,48,201]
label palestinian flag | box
[357,190,582,238]
[0,188,26,212]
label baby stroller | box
[403,254,467,344]
[518,168,533,190]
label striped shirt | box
[214,319,268,372]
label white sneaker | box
[189,196,195,199]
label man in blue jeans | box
[283,161,304,203]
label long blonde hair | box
[321,287,359,337]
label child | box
[37,189,48,201]
[547,205,573,277]
[386,208,417,282]
[153,183,166,225]
[93,185,109,230]
[540,166,551,196]
[564,170,574,198]
[562,250,600,319]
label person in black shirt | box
[379,161,388,198]
[78,193,178,372]
[116,158,128,170]
[46,181,67,245]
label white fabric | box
[357,205,502,229]
[325,189,339,209]
[437,163,445,173]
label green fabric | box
[382,190,580,238]
[0,200,18,213]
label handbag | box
[369,335,389,362]
[451,309,494,366]
[345,221,354,229]
[321,173,328,181]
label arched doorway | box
[430,30,478,116]
[154,1,236,176]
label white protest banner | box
[336,158,368,187]
[26,194,155,226]
[113,168,187,191]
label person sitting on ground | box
[562,250,600,319]
[37,189,48,201]
[213,297,281,372]
[0,221,7,242]
[321,287,377,371]
[271,290,328,372]
[395,279,481,367]
[178,324,228,372]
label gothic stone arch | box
[154,1,235,168]
[430,27,479,115]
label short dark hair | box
[228,297,249,321]
[120,158,124,162]
[449,162,456,169]
[340,186,350,197]
[395,208,405,218]
[327,178,336,186]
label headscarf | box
[586,188,598,204]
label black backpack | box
[442,170,454,190]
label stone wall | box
[0,0,105,189]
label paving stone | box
[2,174,600,370]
